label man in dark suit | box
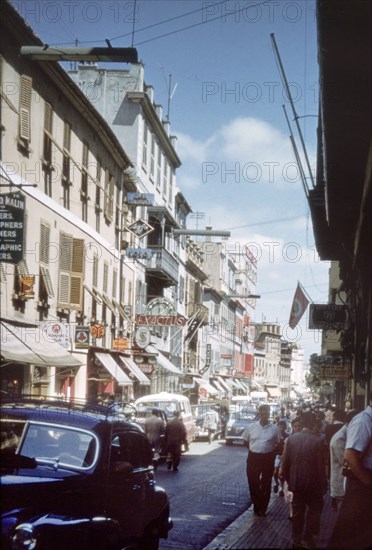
[281,411,327,549]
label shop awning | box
[146,345,183,375]
[194,377,219,396]
[216,376,232,393]
[239,380,250,392]
[266,386,281,398]
[119,356,150,385]
[0,322,83,367]
[234,379,248,392]
[251,379,264,390]
[95,352,132,386]
[211,379,226,394]
[224,377,240,389]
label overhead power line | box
[33,0,275,48]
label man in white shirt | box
[243,404,281,516]
[328,391,372,549]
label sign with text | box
[135,314,187,326]
[75,326,90,349]
[309,304,348,331]
[126,247,153,260]
[126,192,154,206]
[42,322,70,349]
[20,275,35,299]
[112,337,129,351]
[134,326,151,348]
[319,366,349,380]
[0,192,25,264]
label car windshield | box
[18,423,97,469]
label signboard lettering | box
[126,192,154,206]
[126,247,153,260]
[0,192,25,263]
[309,304,348,330]
[135,314,187,326]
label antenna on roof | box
[166,74,178,122]
[131,0,137,47]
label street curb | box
[202,507,255,549]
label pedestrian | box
[273,419,290,496]
[204,408,219,444]
[325,408,346,480]
[281,416,303,521]
[329,409,359,511]
[242,403,281,517]
[281,411,327,549]
[144,408,165,470]
[328,391,372,550]
[165,411,187,472]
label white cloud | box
[177,116,314,189]
[176,131,214,163]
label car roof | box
[0,397,141,432]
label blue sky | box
[13,0,329,363]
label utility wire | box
[222,215,305,230]
[31,0,274,47]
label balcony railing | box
[145,246,179,285]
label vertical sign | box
[0,192,25,264]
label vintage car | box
[225,408,258,445]
[0,396,173,550]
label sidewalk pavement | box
[203,490,338,549]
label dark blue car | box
[0,396,172,550]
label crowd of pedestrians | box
[239,395,372,550]
[140,392,372,549]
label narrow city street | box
[157,439,250,550]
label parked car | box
[225,408,258,446]
[0,396,173,550]
[191,403,223,442]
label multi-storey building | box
[68,62,187,393]
[201,238,257,395]
[0,2,145,401]
[253,323,282,400]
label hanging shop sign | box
[319,366,350,380]
[134,326,151,349]
[90,323,105,339]
[19,275,35,299]
[42,321,70,349]
[112,337,129,351]
[313,355,344,365]
[122,304,132,318]
[0,191,25,264]
[126,247,153,260]
[75,326,90,349]
[308,304,349,331]
[127,219,154,239]
[126,192,154,206]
